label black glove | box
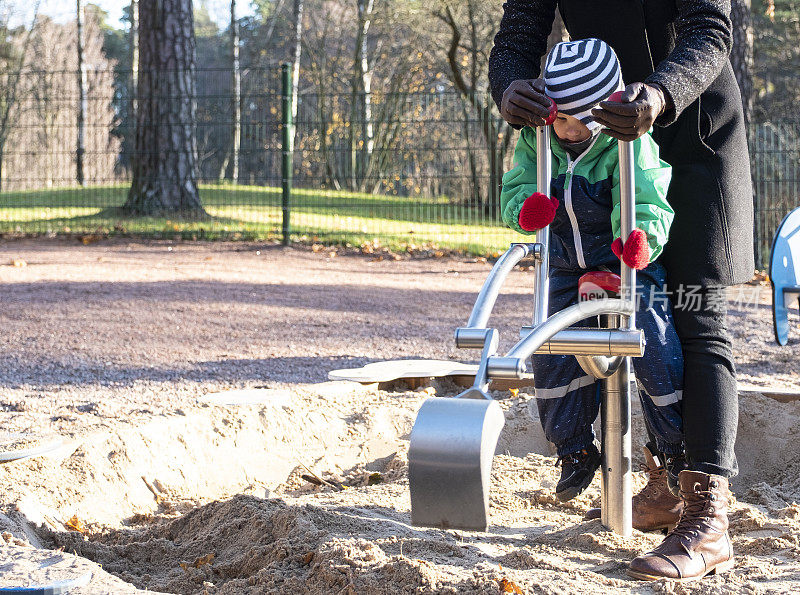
[500,78,557,128]
[591,82,669,141]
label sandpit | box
[1,382,800,594]
[0,240,799,593]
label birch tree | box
[218,0,241,182]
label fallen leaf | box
[509,388,519,397]
[181,553,215,571]
[498,577,524,594]
[194,553,215,567]
[301,551,314,565]
[64,515,85,533]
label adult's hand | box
[591,82,669,141]
[500,78,556,128]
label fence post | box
[281,62,294,246]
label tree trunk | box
[291,0,303,123]
[230,0,241,182]
[124,0,203,216]
[730,0,753,128]
[459,102,479,208]
[358,0,374,190]
[76,0,86,186]
[350,0,374,191]
[130,0,139,142]
[0,0,41,192]
[482,100,502,219]
[437,4,500,213]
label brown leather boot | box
[628,470,734,582]
[583,446,682,532]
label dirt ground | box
[0,239,799,594]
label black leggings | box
[668,288,738,478]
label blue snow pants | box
[533,260,684,457]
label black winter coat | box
[488,0,755,287]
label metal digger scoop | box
[409,330,506,531]
[409,125,643,534]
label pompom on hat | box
[544,38,624,131]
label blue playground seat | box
[771,206,800,345]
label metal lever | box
[455,243,540,349]
[533,126,551,326]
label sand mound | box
[49,453,637,595]
[48,448,800,594]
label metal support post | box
[599,140,637,536]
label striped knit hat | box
[544,38,624,131]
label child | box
[500,39,686,514]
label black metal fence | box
[750,120,800,268]
[0,65,797,265]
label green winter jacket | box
[500,127,673,270]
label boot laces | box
[667,482,717,553]
[639,462,666,479]
[637,463,667,499]
[555,449,587,468]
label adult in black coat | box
[488,0,754,581]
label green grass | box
[0,184,519,255]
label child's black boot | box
[555,443,601,502]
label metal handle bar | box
[523,328,644,356]
[485,299,640,379]
[533,126,552,326]
[617,140,637,330]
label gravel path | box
[0,238,796,441]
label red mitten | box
[612,228,650,270]
[610,237,623,259]
[519,192,559,231]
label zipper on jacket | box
[563,134,601,270]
